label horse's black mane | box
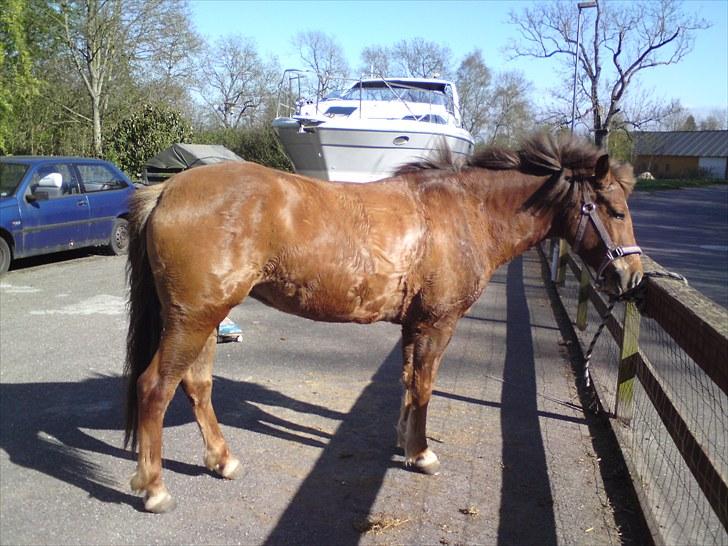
[470,133,600,175]
[395,133,635,197]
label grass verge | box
[635,178,728,192]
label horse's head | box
[561,154,643,296]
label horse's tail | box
[123,183,165,450]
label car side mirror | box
[26,191,49,203]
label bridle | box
[572,200,642,280]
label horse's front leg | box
[399,320,455,475]
[181,331,242,480]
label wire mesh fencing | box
[546,246,728,545]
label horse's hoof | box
[220,458,243,480]
[144,490,176,513]
[405,449,441,475]
[416,459,441,475]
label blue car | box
[0,156,136,273]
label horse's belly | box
[250,274,406,324]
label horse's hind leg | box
[131,324,216,513]
[181,332,242,480]
[397,327,415,449]
[399,319,455,475]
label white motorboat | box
[272,74,475,182]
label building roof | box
[633,130,728,158]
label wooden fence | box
[547,244,727,544]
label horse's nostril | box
[630,270,643,289]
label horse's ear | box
[595,154,610,185]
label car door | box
[75,162,131,244]
[21,162,90,255]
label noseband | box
[572,201,642,279]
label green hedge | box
[196,126,293,172]
[105,103,193,180]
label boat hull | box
[273,118,474,182]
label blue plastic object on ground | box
[217,316,242,343]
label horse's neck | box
[477,173,557,268]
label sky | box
[189,0,728,117]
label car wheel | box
[0,238,11,274]
[108,218,129,255]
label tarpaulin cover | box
[143,144,244,183]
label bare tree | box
[359,45,392,78]
[53,0,198,156]
[654,99,691,130]
[455,50,493,139]
[617,89,686,132]
[698,109,728,130]
[139,11,201,109]
[392,38,452,79]
[487,71,534,146]
[292,31,349,99]
[196,35,278,129]
[507,0,709,147]
[359,39,451,79]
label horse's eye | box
[611,211,625,220]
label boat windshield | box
[0,162,28,197]
[340,83,448,106]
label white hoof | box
[220,458,243,480]
[405,448,441,475]
[144,490,176,513]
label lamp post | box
[552,0,598,283]
[570,1,597,134]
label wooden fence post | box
[614,301,641,422]
[576,266,590,330]
[550,238,568,284]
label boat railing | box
[275,69,310,119]
[345,74,458,123]
[275,70,461,126]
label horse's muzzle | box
[603,258,644,296]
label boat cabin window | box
[324,106,357,117]
[402,114,447,124]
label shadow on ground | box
[0,372,379,514]
[497,257,558,545]
[7,248,103,273]
[539,249,655,545]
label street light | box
[570,1,597,135]
[553,0,598,283]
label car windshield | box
[0,162,28,197]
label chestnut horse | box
[124,134,642,512]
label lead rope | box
[582,270,688,403]
[583,301,616,388]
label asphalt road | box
[628,184,728,308]
[0,250,647,545]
